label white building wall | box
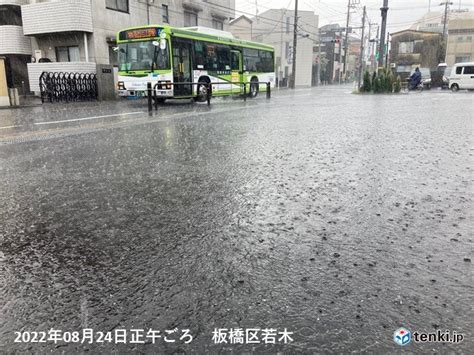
[0,26,32,55]
[22,0,93,35]
[250,9,318,87]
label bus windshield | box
[118,41,170,72]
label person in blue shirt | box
[409,67,422,90]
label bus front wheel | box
[195,78,210,102]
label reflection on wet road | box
[0,87,472,353]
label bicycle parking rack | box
[39,72,98,103]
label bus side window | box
[231,51,239,71]
[206,44,217,70]
[217,46,230,71]
[258,50,274,72]
[243,48,258,72]
[194,41,206,69]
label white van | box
[449,62,474,91]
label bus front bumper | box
[118,89,174,98]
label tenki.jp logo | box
[393,328,412,346]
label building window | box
[285,41,290,59]
[212,19,224,30]
[106,0,129,13]
[184,11,198,27]
[286,17,291,33]
[399,41,414,54]
[162,4,169,23]
[457,36,473,42]
[0,5,22,26]
[56,46,80,62]
[455,55,471,63]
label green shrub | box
[361,70,372,93]
[373,76,381,93]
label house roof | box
[230,15,253,25]
[391,29,442,36]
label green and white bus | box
[116,25,275,101]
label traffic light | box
[330,37,341,44]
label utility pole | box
[342,0,352,82]
[358,6,366,90]
[146,0,150,25]
[291,0,299,89]
[441,1,453,38]
[378,0,389,69]
[317,31,321,86]
[374,25,379,71]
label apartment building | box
[446,12,474,66]
[230,9,319,87]
[0,0,236,94]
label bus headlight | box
[158,81,172,90]
[118,81,126,90]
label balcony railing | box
[22,0,93,36]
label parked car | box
[435,63,451,89]
[449,62,474,91]
[410,67,432,89]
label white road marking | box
[34,111,145,126]
[0,125,21,130]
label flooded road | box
[0,86,472,353]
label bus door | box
[172,41,192,96]
[230,50,243,93]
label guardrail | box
[147,81,271,112]
[39,72,97,103]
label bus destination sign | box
[122,28,162,40]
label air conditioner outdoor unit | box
[34,50,43,62]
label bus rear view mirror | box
[160,39,167,50]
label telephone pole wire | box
[291,0,299,89]
[378,0,389,69]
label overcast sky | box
[235,0,474,34]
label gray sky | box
[235,0,474,34]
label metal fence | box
[148,81,271,112]
[39,72,98,103]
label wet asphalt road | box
[0,86,472,353]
